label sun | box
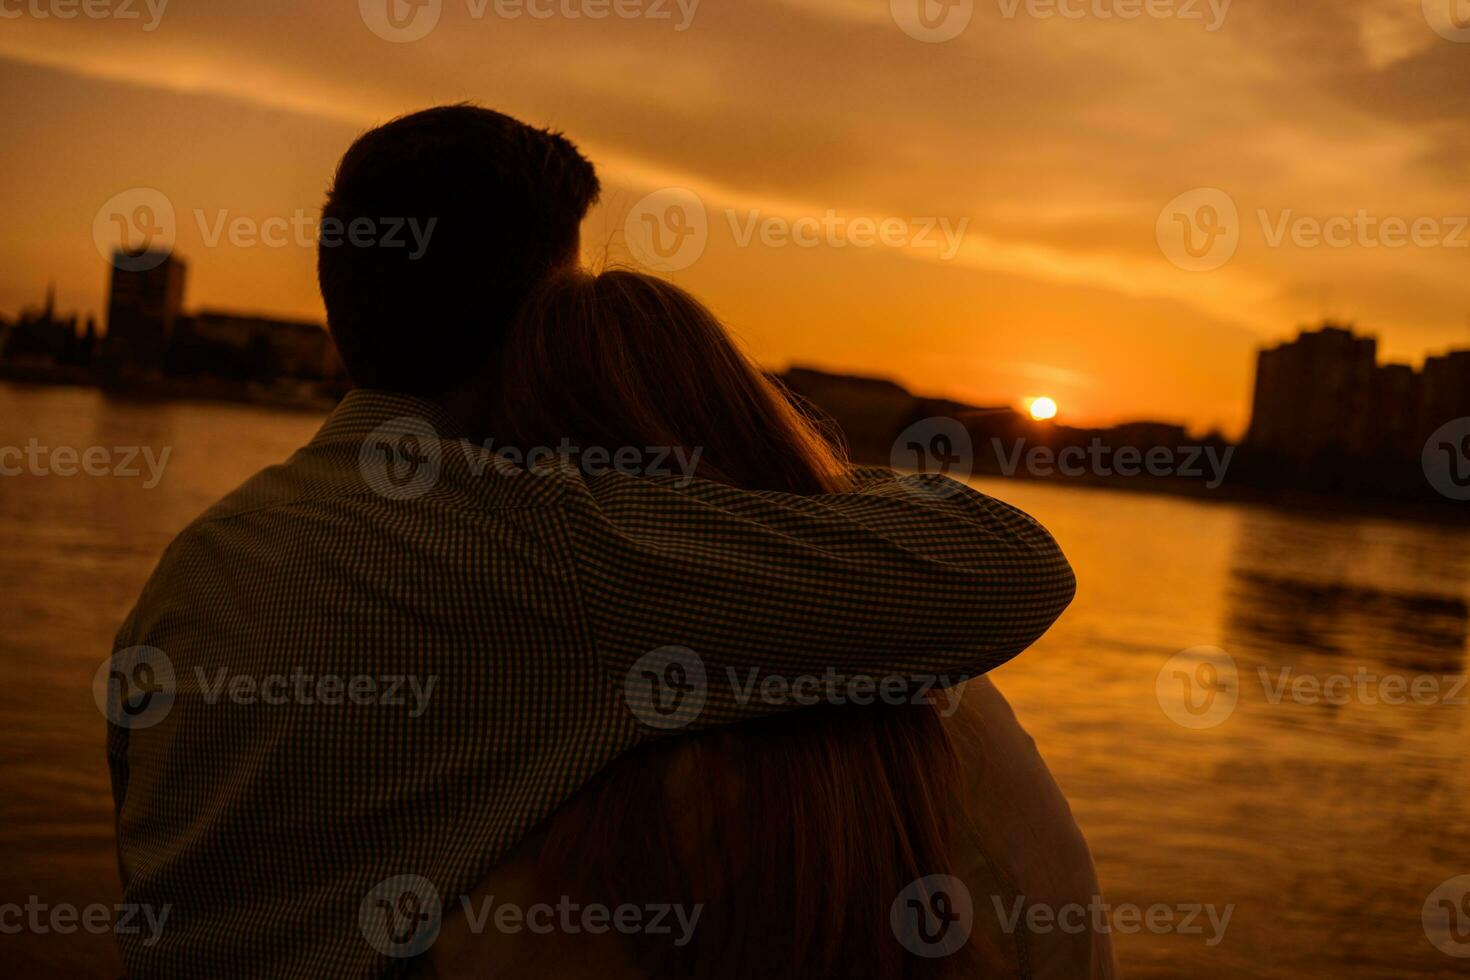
[1028,396,1058,421]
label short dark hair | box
[318,104,599,394]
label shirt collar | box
[310,389,467,445]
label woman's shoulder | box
[945,678,1118,980]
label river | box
[0,382,1465,977]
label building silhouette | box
[1,283,95,367]
[2,248,345,403]
[1247,324,1384,458]
[104,250,187,375]
[1419,349,1470,446]
[1248,322,1470,461]
[177,310,342,381]
[1244,322,1470,496]
[99,249,344,386]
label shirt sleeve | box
[555,465,1076,731]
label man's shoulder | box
[182,435,567,534]
[119,437,582,649]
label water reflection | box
[984,479,1470,980]
[1224,511,1470,674]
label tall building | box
[1247,322,1470,466]
[1418,350,1470,446]
[1246,324,1384,459]
[104,250,187,375]
[1353,361,1421,459]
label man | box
[106,104,1076,977]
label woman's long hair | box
[487,269,967,979]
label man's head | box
[318,104,599,395]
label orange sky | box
[2,0,1467,437]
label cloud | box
[0,0,1464,435]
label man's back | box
[108,390,1075,977]
[109,393,636,976]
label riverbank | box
[0,362,342,414]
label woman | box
[427,270,1114,979]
